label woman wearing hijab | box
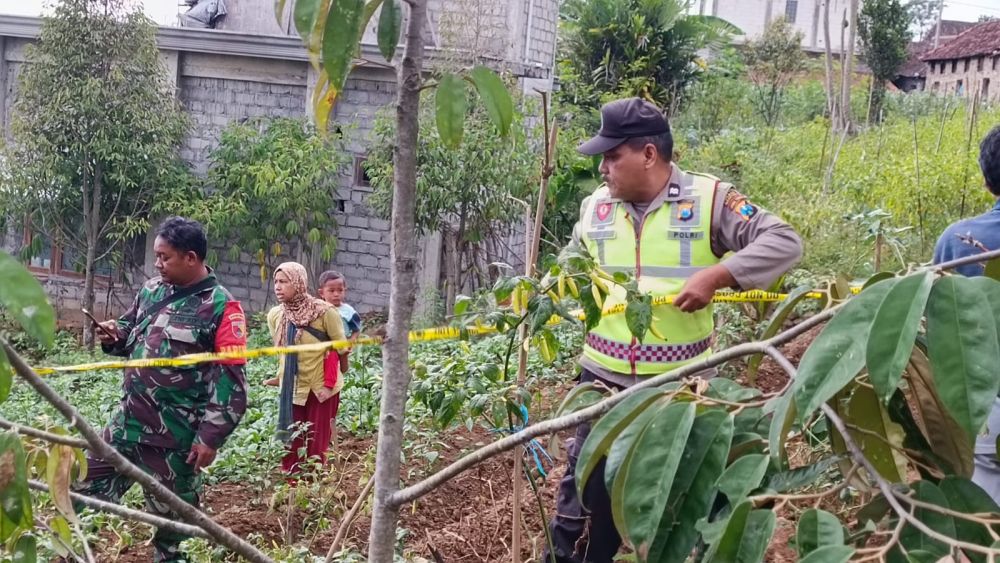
[266,262,346,474]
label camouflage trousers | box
[73,437,201,563]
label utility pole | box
[934,0,945,48]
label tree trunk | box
[822,0,838,122]
[367,0,428,560]
[868,79,886,124]
[839,0,859,131]
[444,227,459,315]
[82,163,102,349]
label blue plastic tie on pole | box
[490,404,553,477]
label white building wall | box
[706,0,857,54]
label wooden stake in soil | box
[512,92,558,563]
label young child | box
[317,270,362,377]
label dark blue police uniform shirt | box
[933,199,1000,277]
[932,197,1000,454]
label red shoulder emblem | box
[215,301,247,365]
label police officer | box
[77,217,248,562]
[547,98,803,562]
[933,124,1000,502]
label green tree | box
[366,101,536,313]
[744,17,806,128]
[906,0,939,39]
[161,117,350,285]
[2,0,189,347]
[859,0,913,123]
[558,0,739,113]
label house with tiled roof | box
[922,20,1000,102]
[893,20,979,93]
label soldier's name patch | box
[667,230,705,240]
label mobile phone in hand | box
[82,308,118,340]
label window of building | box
[784,0,798,23]
[994,56,998,71]
[978,57,984,72]
[953,60,958,73]
[932,81,940,92]
[984,78,991,100]
[957,79,964,95]
[965,59,970,72]
[23,228,113,278]
[354,155,371,188]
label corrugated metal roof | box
[922,20,1000,62]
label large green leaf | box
[839,382,908,483]
[604,398,661,492]
[467,66,514,137]
[274,0,288,25]
[435,73,468,148]
[766,391,797,467]
[796,509,844,557]
[885,390,956,478]
[575,388,666,503]
[984,258,1000,281]
[968,276,1000,352]
[905,346,974,477]
[616,403,696,554]
[293,0,320,39]
[898,481,956,557]
[794,280,896,423]
[554,383,605,417]
[938,477,1000,562]
[0,432,31,537]
[321,0,365,100]
[646,411,733,562]
[925,276,1000,440]
[47,444,77,523]
[704,501,776,563]
[747,285,813,384]
[0,252,55,347]
[798,545,854,563]
[376,0,401,61]
[866,271,934,403]
[716,454,768,507]
[12,533,37,563]
[0,346,12,404]
[625,294,653,343]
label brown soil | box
[97,325,852,563]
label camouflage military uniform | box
[74,272,248,562]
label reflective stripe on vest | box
[579,170,722,376]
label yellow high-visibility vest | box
[580,170,722,375]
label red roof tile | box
[922,20,1000,62]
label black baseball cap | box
[578,97,670,155]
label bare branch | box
[1,340,274,563]
[325,476,375,562]
[0,417,89,449]
[27,480,210,539]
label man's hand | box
[96,320,120,345]
[315,387,335,403]
[673,265,736,313]
[186,444,217,472]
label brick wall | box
[926,55,1000,103]
[177,63,399,314]
[180,76,307,174]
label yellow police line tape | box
[33,287,859,376]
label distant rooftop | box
[922,20,1000,62]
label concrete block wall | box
[927,55,1000,103]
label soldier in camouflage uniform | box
[75,217,248,563]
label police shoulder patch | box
[723,189,758,221]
